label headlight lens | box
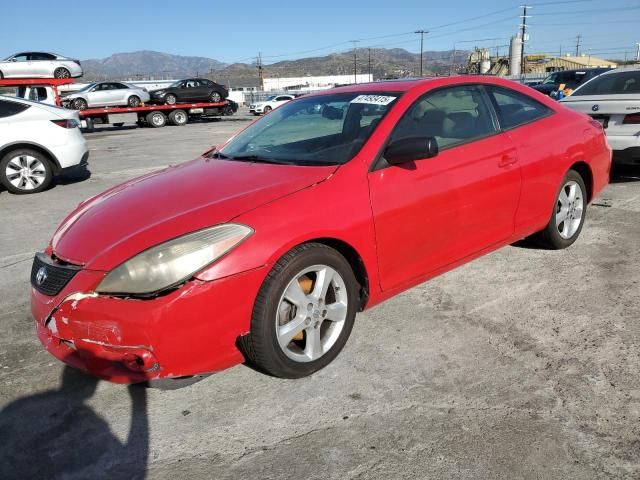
[96,224,252,295]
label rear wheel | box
[165,94,177,105]
[168,109,188,126]
[210,91,222,102]
[240,243,358,378]
[0,71,4,79]
[145,111,167,128]
[127,95,141,107]
[72,98,88,110]
[1,149,53,194]
[53,67,71,79]
[537,170,587,249]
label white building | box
[262,74,373,92]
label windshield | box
[218,92,400,166]
[76,83,97,92]
[542,73,559,85]
[572,71,640,96]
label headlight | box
[154,90,165,96]
[96,224,253,295]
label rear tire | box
[536,170,587,249]
[145,111,167,128]
[1,149,53,194]
[127,95,141,107]
[53,67,71,79]
[0,71,4,79]
[239,243,358,378]
[210,91,222,102]
[168,109,188,126]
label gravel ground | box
[1,110,639,479]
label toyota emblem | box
[592,104,599,112]
[36,267,48,286]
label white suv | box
[249,94,295,115]
[0,96,88,194]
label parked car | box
[249,94,295,115]
[531,68,612,96]
[0,52,83,79]
[561,67,640,164]
[0,96,88,194]
[63,82,151,110]
[149,78,228,105]
[31,77,610,383]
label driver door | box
[368,85,522,291]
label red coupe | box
[31,76,611,383]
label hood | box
[52,157,337,270]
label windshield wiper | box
[229,154,292,165]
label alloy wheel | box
[556,180,584,239]
[5,155,47,191]
[275,264,349,363]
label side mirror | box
[10,58,18,62]
[384,136,438,165]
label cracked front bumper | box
[31,265,267,383]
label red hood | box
[51,157,336,270]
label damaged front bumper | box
[31,258,267,384]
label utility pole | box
[415,30,428,77]
[575,34,582,56]
[368,48,372,81]
[636,43,640,62]
[350,40,360,84]
[256,52,263,90]
[559,45,562,57]
[519,5,531,75]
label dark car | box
[149,78,228,105]
[223,99,238,115]
[532,68,613,96]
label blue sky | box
[1,0,638,63]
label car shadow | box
[55,165,92,186]
[610,164,640,184]
[0,365,149,479]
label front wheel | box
[537,170,587,249]
[165,94,177,105]
[53,67,71,79]
[73,98,88,110]
[263,105,272,114]
[127,95,141,107]
[240,243,358,378]
[1,149,53,194]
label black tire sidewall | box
[128,95,140,107]
[247,244,358,378]
[0,149,53,194]
[168,110,187,126]
[543,170,587,249]
[166,94,176,105]
[146,112,166,127]
[74,98,87,110]
[54,68,70,79]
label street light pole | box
[636,42,640,62]
[415,30,428,77]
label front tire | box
[240,243,358,378]
[165,94,177,105]
[1,149,53,194]
[537,170,587,249]
[263,105,272,114]
[127,95,141,107]
[53,67,71,79]
[72,98,88,110]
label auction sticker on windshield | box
[350,95,396,105]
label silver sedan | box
[0,52,83,79]
[64,82,151,110]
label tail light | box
[51,119,80,129]
[622,113,640,124]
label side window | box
[0,100,30,118]
[12,53,29,62]
[275,96,289,101]
[113,83,128,89]
[186,80,198,88]
[30,53,56,61]
[391,85,497,150]
[488,87,552,130]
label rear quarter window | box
[488,87,553,130]
[0,99,30,118]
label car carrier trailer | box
[0,78,231,130]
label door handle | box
[498,154,518,168]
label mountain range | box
[81,49,470,86]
